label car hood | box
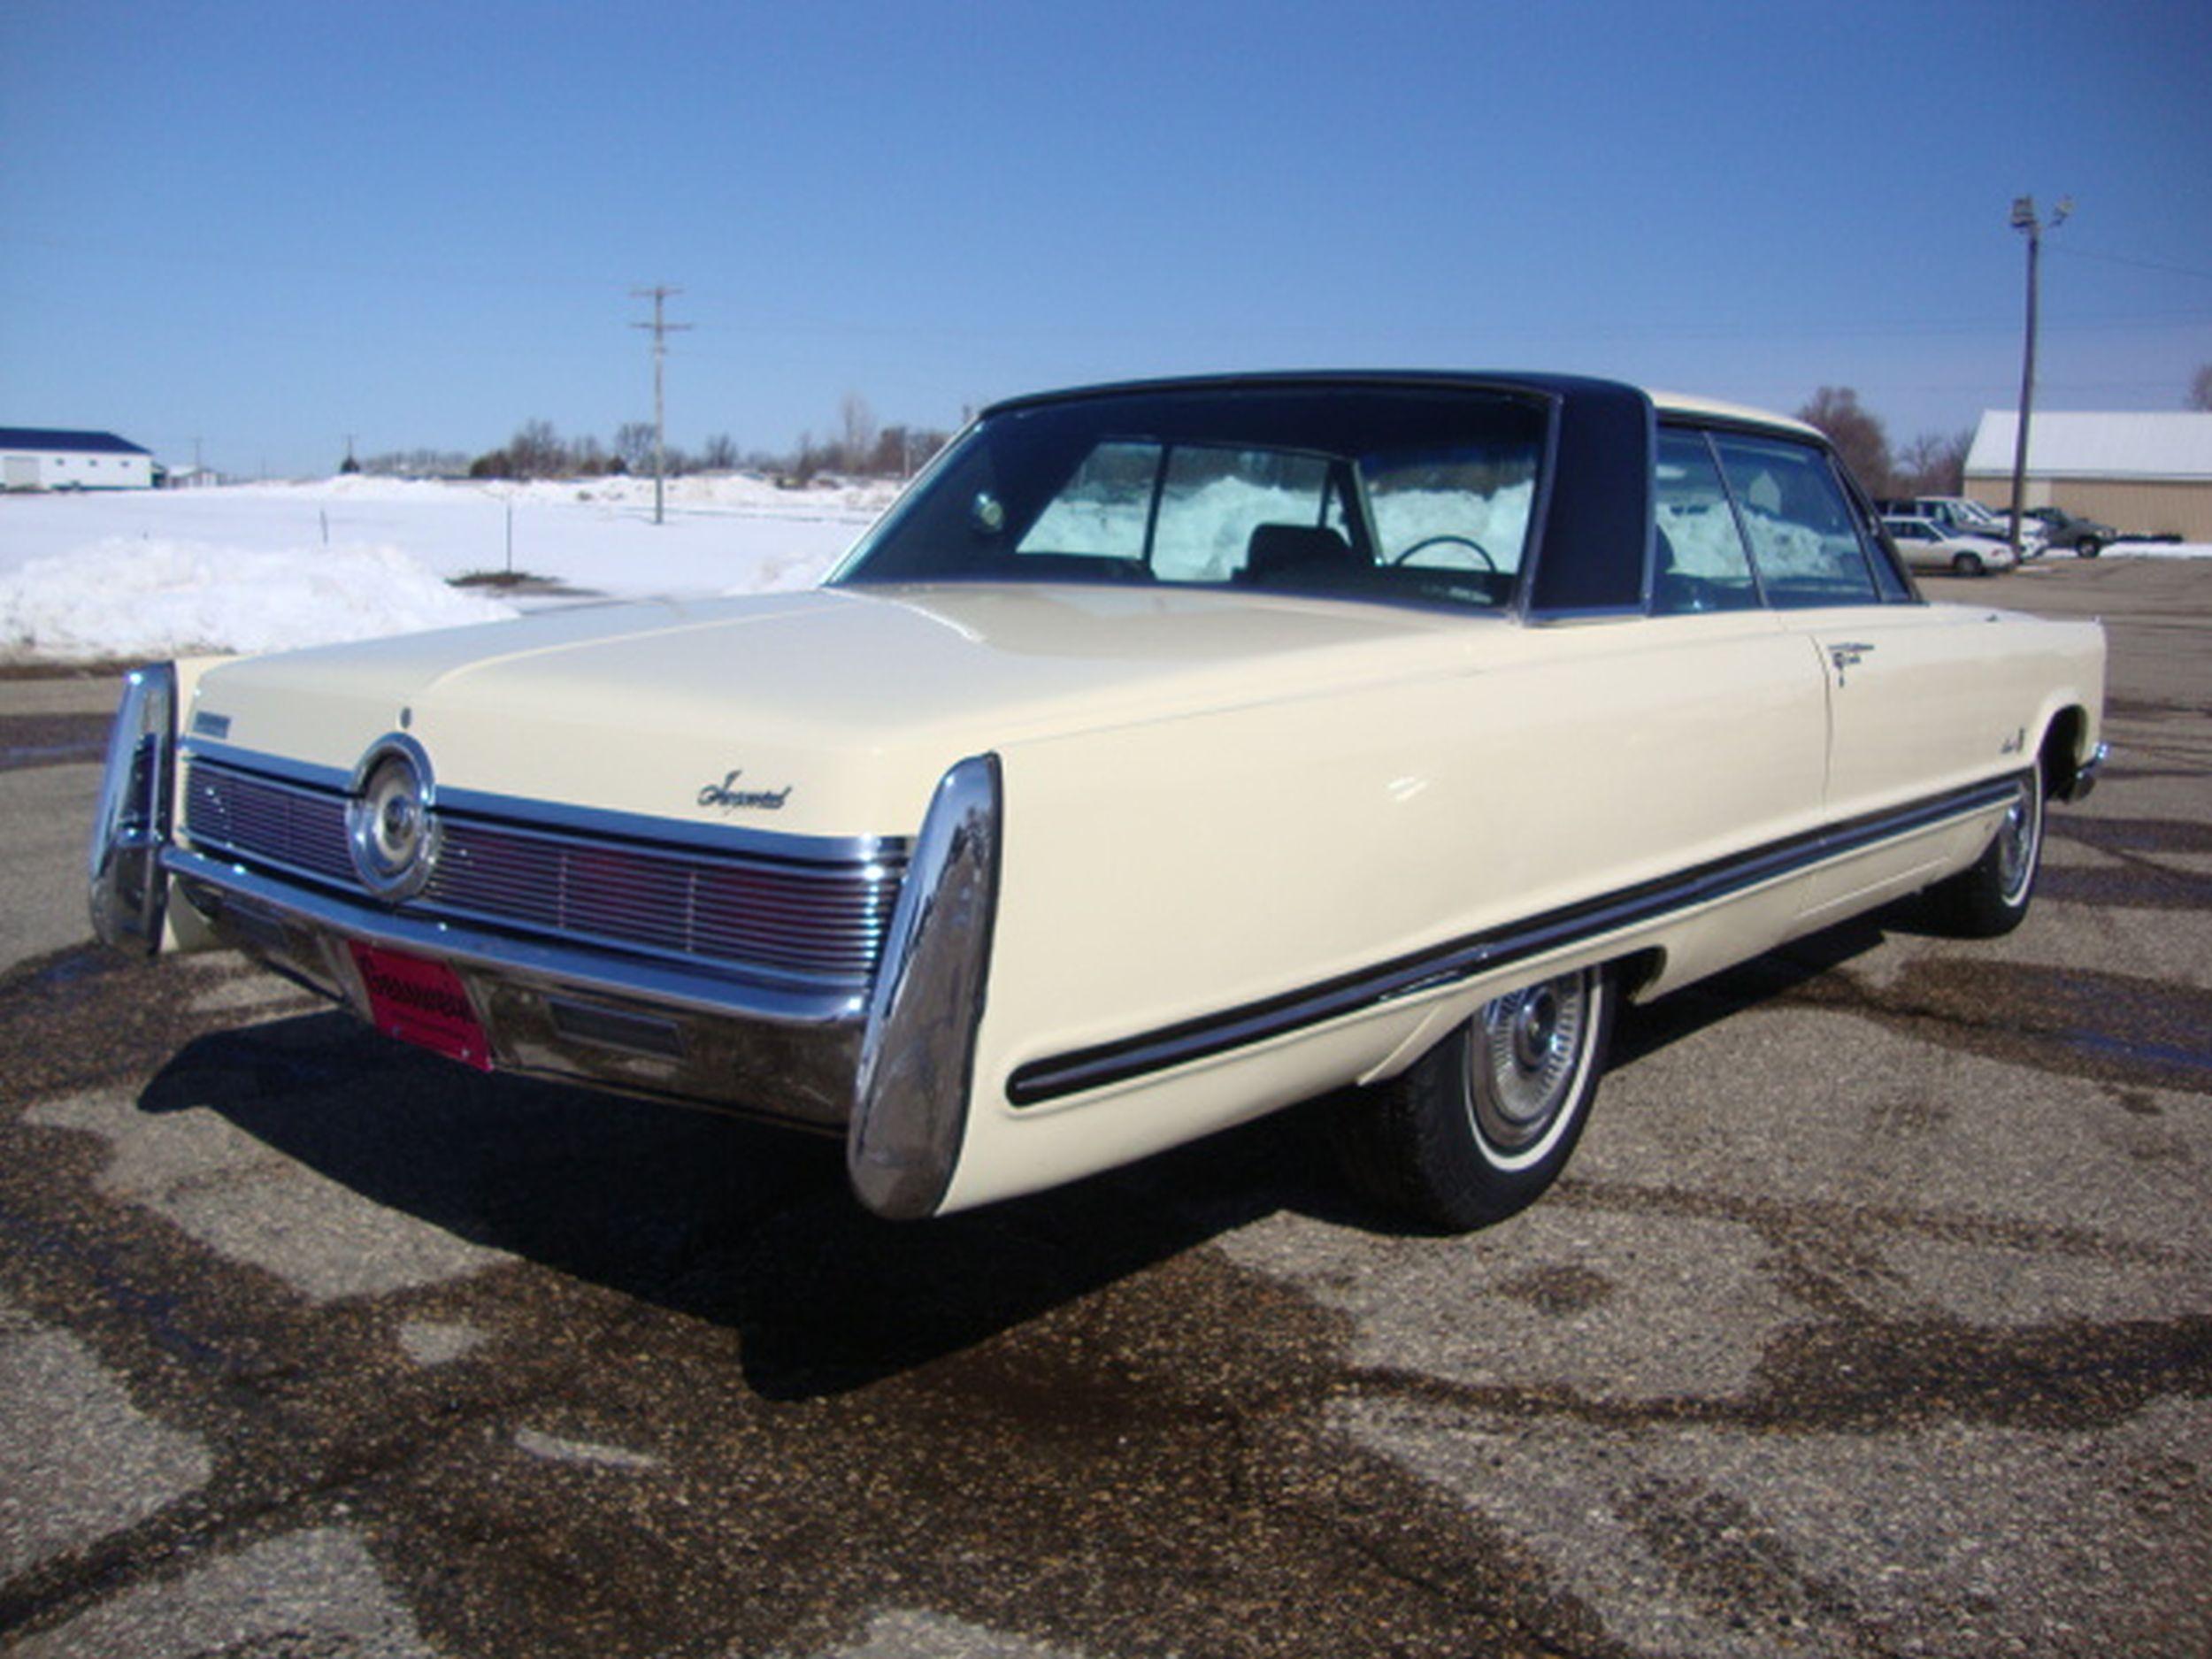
[188,584,1487,836]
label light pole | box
[2007,195,2070,557]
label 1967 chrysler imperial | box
[90,374,2106,1229]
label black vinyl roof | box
[978,369,1640,419]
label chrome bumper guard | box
[88,664,177,954]
[91,664,1002,1220]
[2058,741,2108,803]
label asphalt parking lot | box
[2,557,2207,1658]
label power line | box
[2050,245,2212,283]
[630,285,693,526]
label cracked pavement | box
[2,560,2208,1657]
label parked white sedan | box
[1883,515,2020,576]
[92,374,2106,1231]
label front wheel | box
[1924,760,2045,937]
[2077,537,2102,558]
[1331,964,1616,1230]
[1953,550,1985,576]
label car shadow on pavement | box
[133,1010,1311,1399]
[1606,910,1897,1071]
[127,905,1914,1400]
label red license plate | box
[349,941,493,1072]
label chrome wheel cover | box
[1995,771,2041,906]
[1469,970,1593,1154]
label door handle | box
[1828,641,1874,685]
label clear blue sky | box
[4,0,2208,478]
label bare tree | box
[698,432,739,472]
[2190,363,2212,411]
[613,422,657,475]
[870,425,952,477]
[1892,429,1972,496]
[1796,387,1892,495]
[507,419,567,479]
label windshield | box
[833,385,1549,613]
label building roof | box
[1965,411,2212,481]
[0,427,153,457]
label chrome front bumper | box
[90,665,1001,1220]
[167,848,873,1129]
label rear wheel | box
[1332,964,1615,1230]
[1924,759,2045,937]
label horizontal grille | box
[184,764,352,884]
[183,758,902,986]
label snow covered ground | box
[0,473,2204,664]
[0,472,900,663]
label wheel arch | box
[1615,945,1669,1005]
[2038,704,2093,799]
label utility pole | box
[631,285,692,526]
[2007,195,2070,558]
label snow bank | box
[0,474,899,662]
[0,538,517,663]
[2108,541,2212,559]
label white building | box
[1965,411,2212,542]
[0,427,157,491]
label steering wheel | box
[1391,534,1495,571]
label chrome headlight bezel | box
[346,733,442,902]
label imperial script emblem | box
[698,770,792,811]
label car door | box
[1705,431,2021,919]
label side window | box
[1151,446,1332,581]
[1014,441,1336,581]
[1653,429,1760,612]
[1710,434,1880,608]
[1846,484,1914,602]
[1017,441,1158,559]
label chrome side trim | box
[848,755,1002,1220]
[88,664,177,955]
[1006,772,2020,1108]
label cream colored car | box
[91,374,2107,1231]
